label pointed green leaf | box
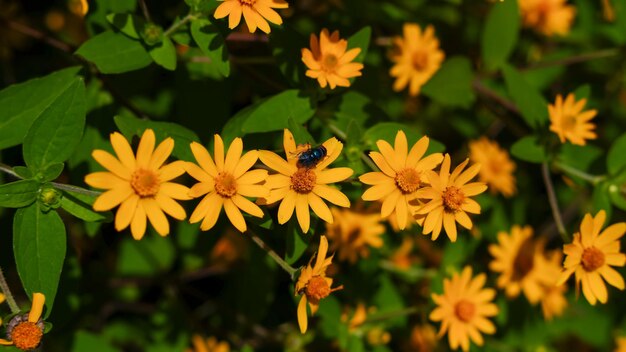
[422,56,475,108]
[510,136,547,163]
[190,18,230,77]
[285,219,311,265]
[502,65,548,128]
[76,31,152,74]
[106,13,145,39]
[149,36,177,70]
[607,133,626,176]
[0,180,40,208]
[60,190,111,222]
[23,79,86,172]
[13,204,67,317]
[347,26,371,63]
[481,0,519,70]
[0,67,81,150]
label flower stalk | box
[554,161,605,186]
[244,230,297,280]
[542,162,570,242]
[0,266,20,314]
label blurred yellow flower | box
[186,135,269,233]
[549,93,597,146]
[430,267,498,352]
[259,129,353,233]
[558,210,626,305]
[186,335,230,352]
[409,324,438,352]
[414,154,487,242]
[341,302,368,331]
[214,0,288,33]
[616,336,626,352]
[519,0,575,36]
[360,131,443,230]
[86,129,190,240]
[0,293,45,350]
[389,23,444,96]
[390,237,415,269]
[540,251,568,320]
[326,208,385,263]
[488,225,553,304]
[68,0,88,16]
[210,229,249,269]
[468,137,516,197]
[301,29,364,89]
[295,236,343,333]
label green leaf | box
[0,67,81,150]
[40,163,65,182]
[73,331,121,352]
[76,31,152,74]
[592,182,612,220]
[23,79,86,172]
[285,219,311,265]
[502,65,548,128]
[372,274,406,328]
[422,56,475,108]
[13,204,67,317]
[363,122,445,154]
[106,13,145,39]
[149,36,177,71]
[288,118,315,145]
[607,132,626,175]
[608,175,626,212]
[573,84,591,100]
[481,0,519,70]
[510,136,547,163]
[222,90,315,142]
[0,180,40,208]
[60,190,111,222]
[113,114,200,161]
[13,166,33,179]
[347,26,372,63]
[190,18,230,77]
[116,236,175,276]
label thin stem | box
[0,162,20,179]
[139,0,151,22]
[163,13,196,37]
[554,161,606,186]
[245,230,297,280]
[362,306,421,325]
[327,122,379,171]
[53,183,102,197]
[521,48,621,72]
[542,162,570,242]
[0,267,20,314]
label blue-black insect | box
[295,144,327,168]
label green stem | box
[0,162,101,197]
[245,230,297,280]
[554,161,606,185]
[542,162,570,242]
[0,162,20,179]
[362,306,421,325]
[0,266,20,314]
[327,122,379,172]
[521,48,621,72]
[163,13,196,37]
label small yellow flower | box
[326,208,385,263]
[301,29,364,89]
[540,251,568,320]
[186,335,230,352]
[468,137,516,197]
[549,93,597,146]
[186,135,269,233]
[519,0,576,36]
[210,229,249,269]
[389,23,445,96]
[295,236,343,333]
[488,225,553,304]
[414,154,487,242]
[616,336,626,352]
[430,267,498,352]
[85,129,191,240]
[214,0,288,34]
[68,0,88,16]
[557,210,626,305]
[360,130,443,231]
[259,129,353,233]
[345,303,368,331]
[390,237,415,269]
[0,293,46,350]
[409,324,438,352]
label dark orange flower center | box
[291,168,316,193]
[131,169,160,197]
[322,54,339,72]
[442,186,465,212]
[395,168,421,194]
[215,172,238,198]
[411,51,429,71]
[581,247,605,272]
[305,276,343,302]
[239,0,256,6]
[454,299,475,323]
[561,113,578,130]
[346,228,361,244]
[11,322,43,351]
[512,239,535,281]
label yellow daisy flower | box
[259,129,353,233]
[409,324,438,352]
[468,137,516,197]
[429,267,499,352]
[557,210,626,305]
[186,135,269,233]
[360,130,443,231]
[213,0,288,34]
[295,235,343,333]
[616,336,626,352]
[549,93,597,146]
[519,0,576,36]
[326,207,385,263]
[301,29,364,89]
[186,335,230,352]
[85,129,191,240]
[0,293,45,350]
[414,154,487,242]
[389,23,445,96]
[488,225,553,304]
[540,251,568,320]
